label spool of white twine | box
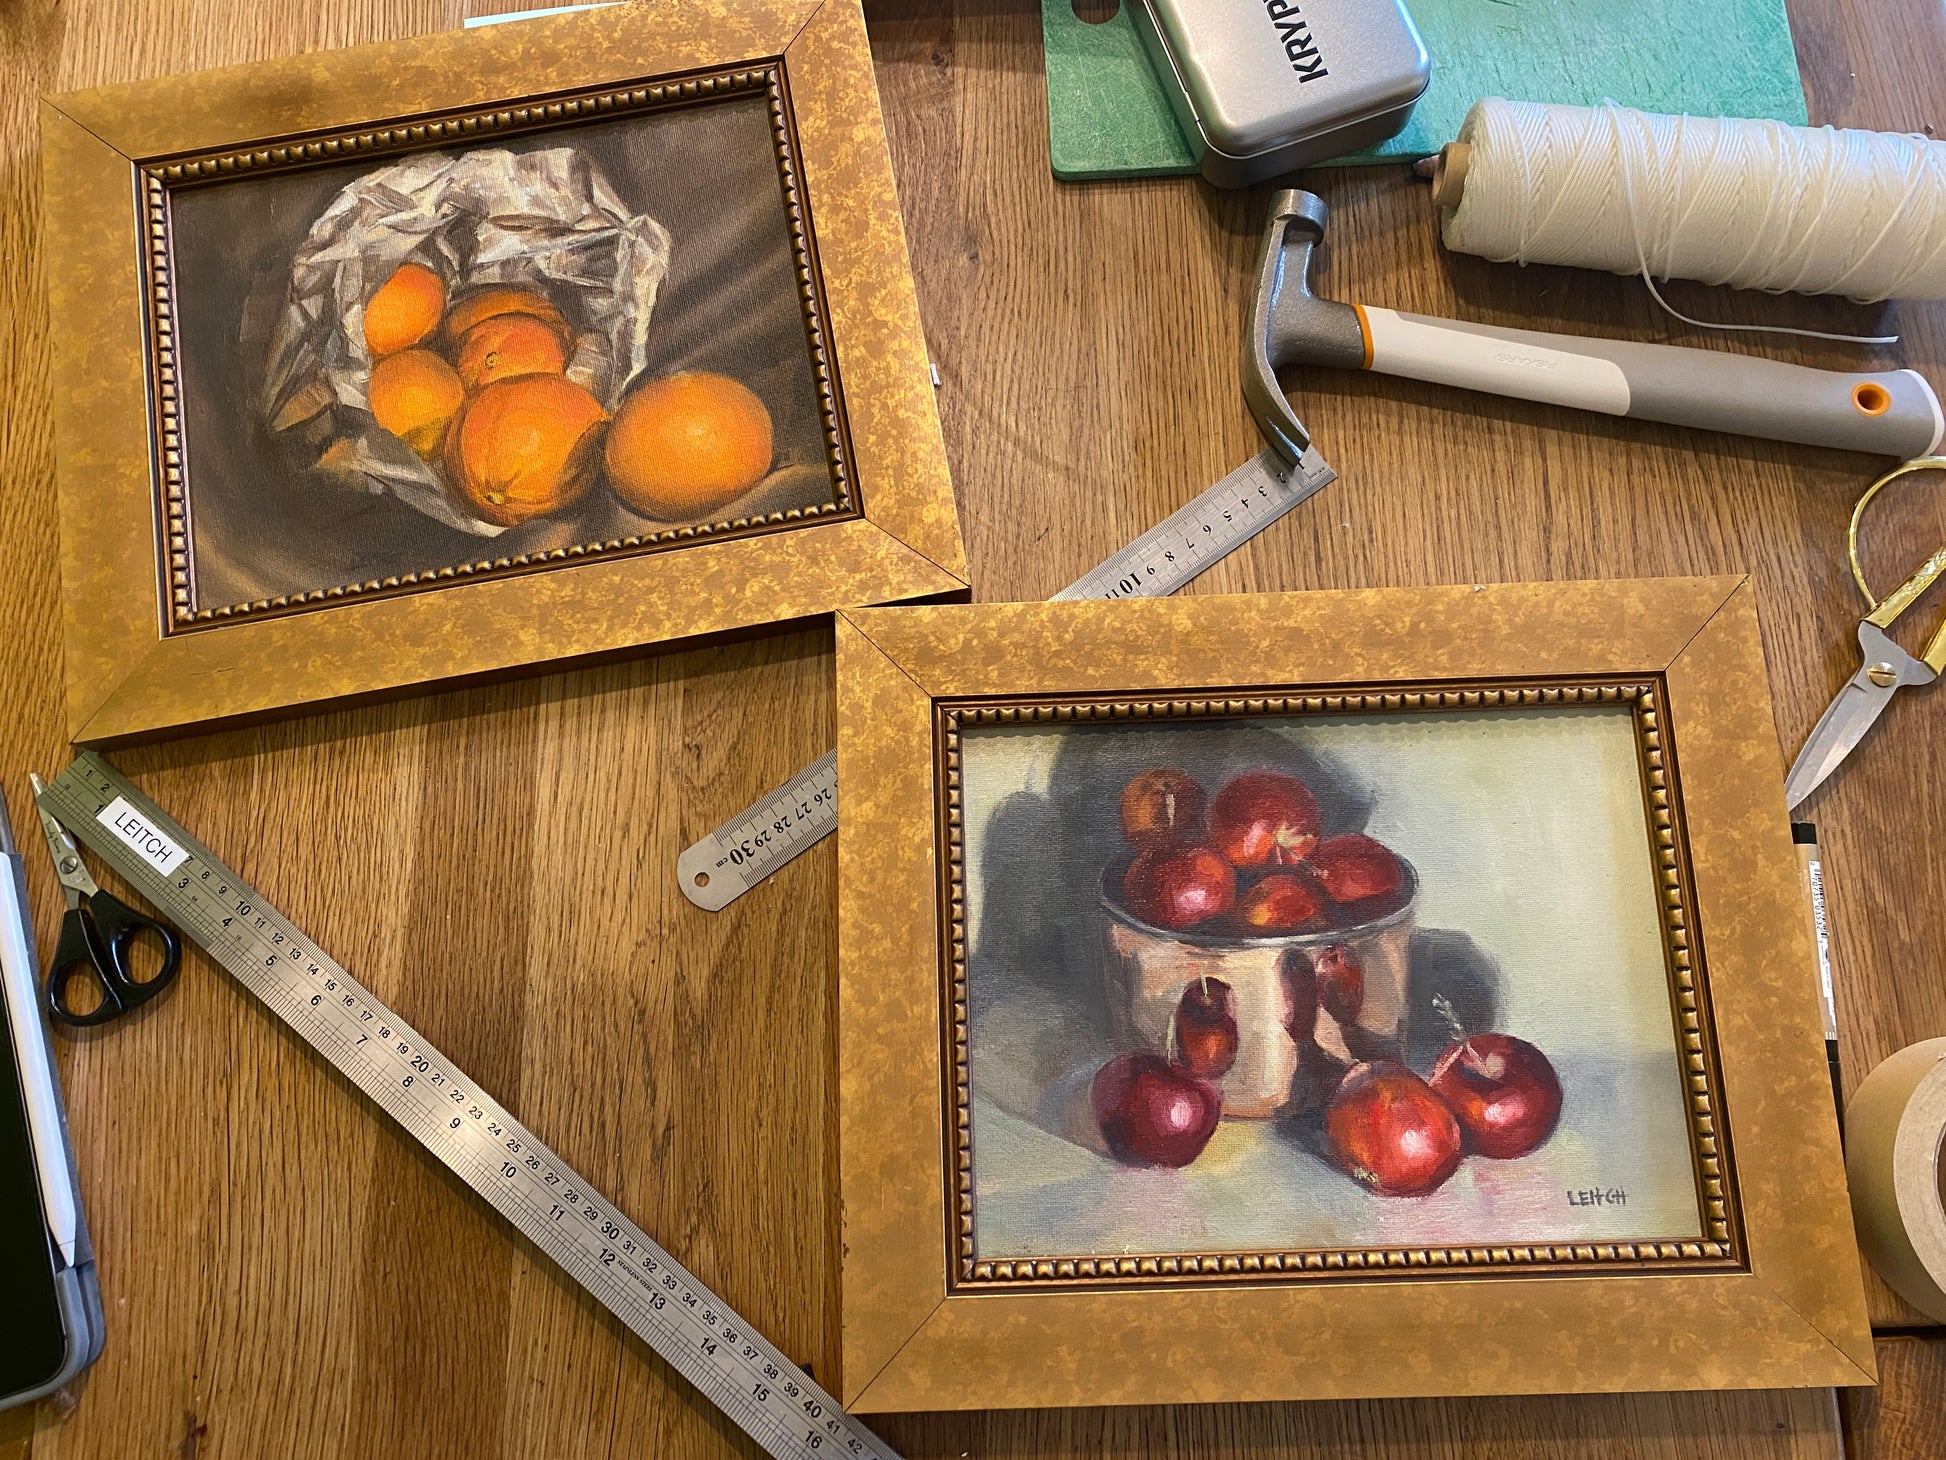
[1441,98,1946,305]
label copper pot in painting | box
[1099,860,1419,1118]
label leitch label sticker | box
[97,796,190,876]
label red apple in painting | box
[1312,944,1364,1025]
[1091,1053,1222,1168]
[1120,769,1207,849]
[1122,845,1235,930]
[1207,771,1321,868]
[1279,948,1318,1043]
[1325,1060,1463,1196]
[1308,833,1405,904]
[1238,870,1328,931]
[1430,1033,1563,1159]
[1172,977,1238,1078]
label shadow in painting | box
[1403,927,1504,1070]
[963,963,1114,1155]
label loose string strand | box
[1605,100,1898,344]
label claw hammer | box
[1244,190,1945,464]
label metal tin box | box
[1132,0,1430,186]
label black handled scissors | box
[28,773,182,1026]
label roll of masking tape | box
[1846,1038,1946,1321]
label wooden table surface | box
[4,1,1944,1455]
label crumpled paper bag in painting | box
[261,147,672,536]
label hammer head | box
[1243,189,1364,465]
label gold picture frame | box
[42,0,965,745]
[834,578,1872,1412]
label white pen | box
[0,787,79,1270]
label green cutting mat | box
[1043,0,1809,180]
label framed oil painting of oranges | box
[833,580,1872,1412]
[41,0,965,744]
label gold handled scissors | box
[1785,458,1946,810]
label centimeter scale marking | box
[38,754,896,1460]
[679,444,1336,910]
[1047,445,1334,602]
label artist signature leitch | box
[1565,1187,1628,1207]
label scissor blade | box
[30,772,96,896]
[1784,671,1899,810]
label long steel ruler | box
[36,753,896,1460]
[679,443,1336,909]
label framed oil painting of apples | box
[834,578,1873,1412]
[40,0,965,744]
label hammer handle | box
[1360,307,1944,458]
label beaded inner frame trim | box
[143,63,859,631]
[933,679,1743,1292]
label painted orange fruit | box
[363,262,445,358]
[604,372,774,520]
[445,374,607,526]
[367,348,464,459]
[454,312,571,391]
[441,286,572,349]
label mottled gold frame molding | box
[936,679,1740,1290]
[835,580,1872,1412]
[146,64,858,628]
[42,0,965,744]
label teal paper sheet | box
[1043,0,1809,179]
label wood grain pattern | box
[0,0,1938,1456]
[1842,1335,1946,1460]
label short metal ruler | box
[36,755,896,1460]
[678,444,1336,909]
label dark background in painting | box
[166,95,837,616]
